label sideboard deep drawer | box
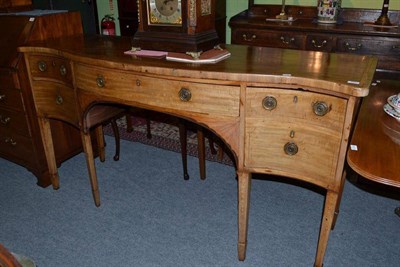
[244,88,347,187]
[74,64,240,118]
[31,80,78,124]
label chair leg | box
[197,128,206,180]
[126,114,133,133]
[110,119,120,161]
[146,118,152,139]
[81,129,101,207]
[95,126,106,162]
[178,120,189,180]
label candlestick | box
[375,0,392,26]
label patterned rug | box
[103,114,234,166]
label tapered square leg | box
[238,171,251,261]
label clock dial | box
[148,0,182,25]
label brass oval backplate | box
[179,87,192,102]
[262,96,277,110]
[284,142,298,155]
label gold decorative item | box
[375,0,392,26]
[276,0,287,20]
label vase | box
[317,0,342,24]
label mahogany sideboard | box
[19,36,377,266]
[229,4,400,76]
[0,11,85,187]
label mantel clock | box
[132,0,220,55]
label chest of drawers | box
[0,11,84,187]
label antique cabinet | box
[0,11,84,187]
[229,3,400,75]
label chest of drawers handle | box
[0,94,6,101]
[311,39,327,48]
[280,36,295,45]
[284,142,298,155]
[0,115,11,125]
[242,34,257,42]
[179,88,192,102]
[4,137,17,146]
[313,101,330,116]
[345,42,362,51]
[38,61,47,72]
[262,96,277,110]
[96,75,106,88]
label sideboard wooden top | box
[18,35,377,97]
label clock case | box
[132,0,220,53]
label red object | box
[101,15,115,36]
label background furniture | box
[0,10,87,187]
[117,0,226,43]
[229,3,400,76]
[347,79,400,215]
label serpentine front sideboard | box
[19,36,377,267]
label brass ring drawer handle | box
[55,95,64,105]
[60,65,67,76]
[96,75,105,88]
[280,36,295,44]
[313,101,330,116]
[311,39,327,48]
[345,42,362,51]
[262,96,277,110]
[0,94,6,101]
[0,115,11,125]
[179,88,192,102]
[5,137,17,146]
[38,61,47,72]
[284,142,298,156]
[242,34,257,42]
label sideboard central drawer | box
[74,64,240,117]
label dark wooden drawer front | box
[305,34,336,52]
[0,70,17,89]
[232,29,306,50]
[0,129,34,165]
[336,36,400,56]
[28,55,73,85]
[0,107,30,137]
[0,87,24,111]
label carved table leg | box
[238,171,251,261]
[314,190,338,267]
[37,117,59,190]
[95,126,106,162]
[81,130,100,207]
